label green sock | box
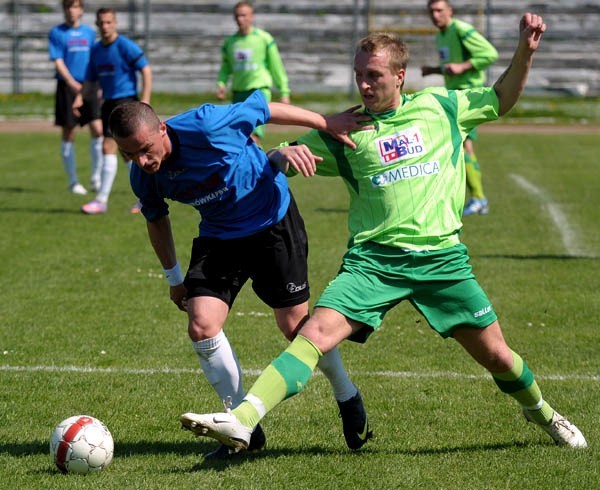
[492,350,554,425]
[465,152,485,200]
[233,335,322,428]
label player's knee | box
[187,318,221,342]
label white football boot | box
[180,410,252,450]
[523,409,587,448]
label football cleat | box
[81,199,107,214]
[337,390,372,450]
[463,197,489,216]
[204,423,266,459]
[180,410,252,450]
[70,183,88,195]
[130,200,142,214]
[523,409,587,448]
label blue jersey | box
[130,91,290,239]
[48,23,96,82]
[86,35,147,100]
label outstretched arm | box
[268,103,372,150]
[494,13,546,116]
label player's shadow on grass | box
[182,439,535,472]
[0,439,212,459]
[0,206,83,215]
[315,207,348,214]
[0,186,42,194]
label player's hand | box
[519,13,546,53]
[324,105,374,150]
[72,94,83,117]
[69,80,82,95]
[268,145,323,177]
[170,283,188,312]
[443,62,469,76]
[216,86,227,100]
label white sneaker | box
[524,409,587,448]
[180,410,252,450]
[70,183,88,195]
[463,197,489,216]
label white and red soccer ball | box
[50,415,114,474]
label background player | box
[74,7,152,214]
[421,0,498,216]
[48,0,102,195]
[216,1,291,145]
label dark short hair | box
[109,101,160,139]
[63,0,83,10]
[96,7,116,20]
[427,0,451,7]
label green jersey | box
[217,27,290,96]
[291,87,499,251]
[436,18,498,89]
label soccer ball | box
[50,415,114,474]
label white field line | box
[1,364,598,382]
[509,173,591,257]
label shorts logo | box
[473,305,492,318]
[287,282,307,293]
[371,161,440,187]
[376,126,426,165]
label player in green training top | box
[216,1,291,145]
[180,13,588,451]
[421,0,498,216]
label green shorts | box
[315,242,497,342]
[232,88,271,139]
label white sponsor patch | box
[375,126,426,165]
[371,161,440,187]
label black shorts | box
[184,194,310,309]
[54,79,101,128]
[101,96,138,137]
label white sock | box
[192,330,245,408]
[317,347,358,402]
[96,154,118,203]
[61,140,78,186]
[89,137,103,186]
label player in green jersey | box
[216,1,291,145]
[180,13,588,451]
[421,0,499,216]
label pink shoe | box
[81,199,107,214]
[130,200,142,214]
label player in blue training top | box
[108,92,374,458]
[48,0,102,195]
[74,7,152,215]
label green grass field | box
[0,127,598,489]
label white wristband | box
[163,261,184,287]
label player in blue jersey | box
[48,0,102,195]
[108,92,374,458]
[73,7,152,215]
